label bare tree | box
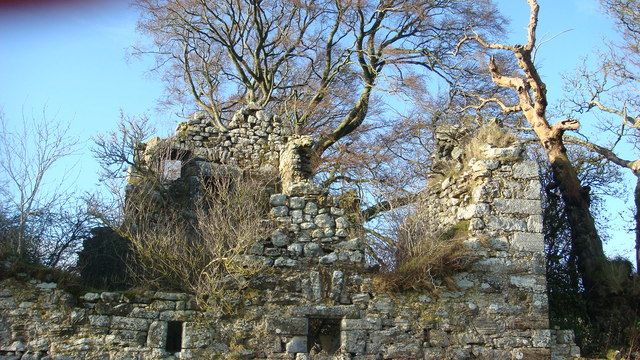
[554,0,640,270]
[457,0,613,301]
[602,0,640,61]
[0,109,80,261]
[91,112,155,226]
[135,0,505,162]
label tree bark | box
[531,116,610,299]
[635,175,640,271]
[459,0,613,301]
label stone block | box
[111,316,150,331]
[342,330,366,354]
[335,238,361,251]
[182,322,212,349]
[271,206,289,217]
[319,252,338,264]
[0,298,16,310]
[457,204,490,220]
[385,341,422,358]
[274,257,298,267]
[129,308,160,319]
[89,315,111,327]
[481,145,523,160]
[512,161,539,179]
[335,216,350,229]
[555,329,575,344]
[303,243,324,257]
[531,329,551,347]
[100,292,122,302]
[270,194,288,206]
[111,330,147,346]
[489,237,509,251]
[341,318,382,331]
[271,230,290,247]
[289,197,306,209]
[330,270,344,301]
[429,330,450,347]
[511,232,544,252]
[493,199,541,215]
[509,275,541,290]
[83,293,100,302]
[511,347,550,360]
[159,310,197,321]
[266,317,308,335]
[314,214,335,228]
[424,347,445,360]
[527,215,543,233]
[150,300,176,311]
[287,243,304,257]
[303,202,318,215]
[524,180,542,199]
[486,216,527,232]
[147,321,167,348]
[286,336,307,353]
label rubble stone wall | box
[0,125,581,359]
[171,108,288,170]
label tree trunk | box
[635,175,640,273]
[539,127,610,301]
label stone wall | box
[256,185,366,269]
[169,107,288,170]
[1,126,581,359]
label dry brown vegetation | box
[375,197,472,293]
[467,122,518,157]
[124,174,272,313]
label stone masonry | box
[171,107,288,170]
[0,119,581,359]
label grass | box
[375,220,471,293]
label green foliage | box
[77,227,131,291]
[543,162,640,357]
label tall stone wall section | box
[1,135,580,359]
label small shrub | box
[124,173,272,313]
[375,195,472,292]
[467,121,517,159]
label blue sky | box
[0,0,636,264]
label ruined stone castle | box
[0,107,581,359]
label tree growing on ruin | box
[456,0,613,303]
[135,0,505,163]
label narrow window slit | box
[307,318,341,355]
[165,321,183,353]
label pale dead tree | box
[135,0,504,162]
[92,112,155,181]
[456,0,613,300]
[0,109,80,261]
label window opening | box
[308,318,341,355]
[165,321,183,353]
